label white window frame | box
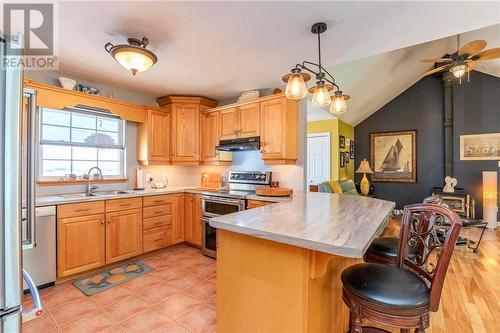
[37,107,127,180]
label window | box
[39,108,126,179]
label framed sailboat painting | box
[370,130,417,183]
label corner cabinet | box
[137,106,171,165]
[260,97,298,164]
[157,96,218,165]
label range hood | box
[215,136,260,152]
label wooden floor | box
[373,219,500,333]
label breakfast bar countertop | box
[210,192,396,258]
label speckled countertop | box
[209,192,395,258]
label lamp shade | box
[284,72,308,100]
[483,171,498,206]
[356,159,373,174]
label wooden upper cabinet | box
[137,106,171,165]
[238,102,260,138]
[219,103,260,139]
[157,96,218,165]
[105,208,143,264]
[220,107,239,140]
[201,111,232,165]
[260,96,298,165]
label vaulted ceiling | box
[52,2,500,125]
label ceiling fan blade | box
[458,39,487,56]
[473,47,500,61]
[420,57,453,63]
[422,65,450,77]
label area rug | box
[73,261,154,296]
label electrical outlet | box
[145,174,153,182]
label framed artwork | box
[340,151,346,167]
[460,133,500,160]
[344,152,350,163]
[349,139,355,159]
[371,130,417,183]
[339,135,345,148]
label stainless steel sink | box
[58,190,137,199]
[58,193,100,198]
[95,190,136,195]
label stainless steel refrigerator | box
[1,34,42,333]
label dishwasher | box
[22,206,56,290]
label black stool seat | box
[367,237,418,259]
[341,263,429,309]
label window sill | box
[37,178,129,186]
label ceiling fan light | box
[450,64,467,79]
[284,71,308,100]
[311,82,331,108]
[330,91,348,115]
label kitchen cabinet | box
[157,96,218,164]
[57,213,106,278]
[171,194,185,244]
[137,106,171,165]
[247,199,274,209]
[105,208,143,264]
[57,201,106,278]
[219,103,260,140]
[184,193,203,246]
[201,110,232,165]
[142,194,176,252]
[260,96,298,165]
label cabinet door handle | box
[106,220,111,224]
[119,203,131,207]
[154,211,164,214]
[153,237,164,242]
[75,208,90,212]
[260,141,266,153]
[154,221,163,225]
[100,220,105,224]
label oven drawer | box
[143,195,173,207]
[143,226,172,252]
[143,215,172,230]
[143,204,172,218]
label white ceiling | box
[54,1,500,106]
[309,23,500,125]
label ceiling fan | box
[421,37,500,82]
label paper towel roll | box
[136,167,144,189]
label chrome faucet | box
[86,166,103,196]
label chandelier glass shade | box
[105,37,158,76]
[281,22,349,113]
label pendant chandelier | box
[105,36,158,76]
[281,22,349,115]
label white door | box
[307,133,331,186]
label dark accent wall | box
[355,76,444,210]
[355,72,500,220]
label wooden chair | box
[363,196,443,265]
[341,203,462,333]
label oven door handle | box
[203,197,244,206]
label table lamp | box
[483,171,498,229]
[356,159,374,196]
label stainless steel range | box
[201,171,272,258]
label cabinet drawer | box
[143,226,172,252]
[143,215,172,230]
[143,195,173,207]
[57,201,105,218]
[143,204,172,218]
[247,199,273,209]
[106,197,142,212]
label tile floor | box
[22,244,216,333]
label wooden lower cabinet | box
[105,208,143,264]
[171,194,185,244]
[184,194,203,246]
[57,213,106,278]
[143,225,172,252]
[247,199,274,209]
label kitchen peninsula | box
[210,193,395,333]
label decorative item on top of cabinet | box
[260,95,298,165]
[137,106,171,165]
[157,96,218,164]
[201,110,232,165]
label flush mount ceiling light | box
[281,22,350,115]
[105,36,158,76]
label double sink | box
[58,189,139,199]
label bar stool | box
[363,196,443,265]
[341,203,461,333]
